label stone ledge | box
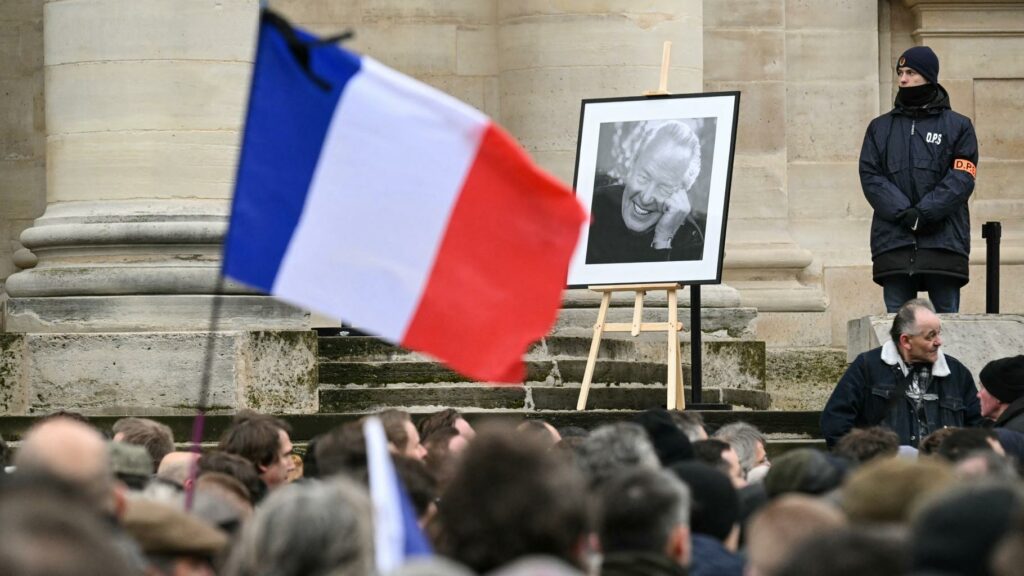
[0,330,317,416]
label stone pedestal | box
[0,331,318,415]
[848,313,1024,379]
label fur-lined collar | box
[880,340,951,377]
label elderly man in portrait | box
[821,298,981,448]
[586,120,706,264]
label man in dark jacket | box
[860,46,978,313]
[821,298,981,448]
[978,355,1024,432]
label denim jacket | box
[822,341,982,447]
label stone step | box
[553,306,757,338]
[0,410,823,443]
[318,383,771,412]
[765,347,848,411]
[318,336,766,393]
[319,384,733,413]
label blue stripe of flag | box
[223,14,362,292]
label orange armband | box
[953,158,976,178]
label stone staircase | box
[317,334,771,413]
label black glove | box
[898,208,923,232]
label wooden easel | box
[576,283,685,411]
[576,41,687,412]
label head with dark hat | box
[897,46,940,86]
[978,355,1024,420]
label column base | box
[0,329,318,416]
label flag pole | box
[185,273,227,510]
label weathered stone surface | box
[766,347,847,410]
[44,0,259,65]
[48,131,240,201]
[534,385,722,411]
[0,333,28,414]
[785,0,876,30]
[847,314,1024,379]
[0,330,316,416]
[6,296,309,333]
[704,0,783,29]
[554,307,757,338]
[703,30,783,82]
[46,61,250,134]
[240,331,319,413]
[0,410,827,445]
[720,388,770,410]
[320,384,526,412]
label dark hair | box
[692,439,734,477]
[418,408,463,440]
[378,409,413,452]
[198,451,265,504]
[218,410,289,470]
[598,468,690,555]
[314,421,368,482]
[777,528,908,576]
[112,417,175,472]
[0,434,8,468]
[934,428,999,462]
[669,410,707,441]
[437,425,590,572]
[423,426,461,485]
[889,298,936,346]
[919,427,956,455]
[392,455,437,518]
[834,427,900,464]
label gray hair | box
[576,423,661,488]
[597,467,691,555]
[713,421,767,476]
[222,477,373,576]
[890,298,937,345]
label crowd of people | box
[4,404,1024,576]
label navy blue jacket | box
[821,343,982,447]
[860,85,978,260]
[690,534,743,576]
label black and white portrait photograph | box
[567,93,740,286]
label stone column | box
[0,0,316,416]
[702,0,830,346]
[5,0,306,332]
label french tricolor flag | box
[224,12,586,383]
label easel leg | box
[577,292,611,411]
[675,337,685,410]
[666,289,678,410]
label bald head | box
[14,417,113,511]
[157,451,200,487]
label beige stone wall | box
[4,0,1024,350]
[0,0,46,320]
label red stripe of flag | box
[402,124,586,383]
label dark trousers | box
[883,274,961,313]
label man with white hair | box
[586,120,707,264]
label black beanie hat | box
[669,461,739,542]
[898,46,940,84]
[980,355,1024,404]
[633,408,694,466]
